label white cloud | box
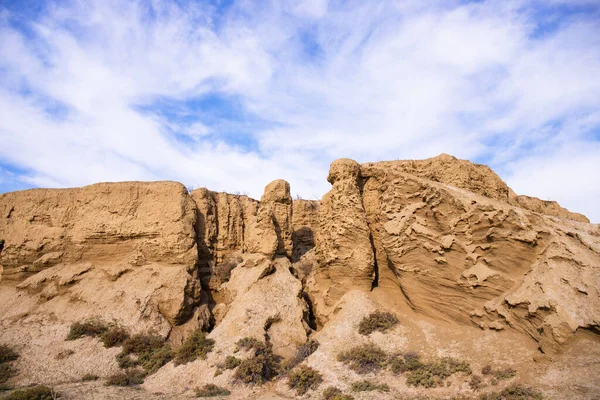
[0,0,599,221]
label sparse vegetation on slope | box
[350,380,390,392]
[322,386,355,400]
[358,311,398,335]
[233,338,281,385]
[287,365,323,395]
[479,384,543,400]
[3,385,58,400]
[117,333,173,375]
[106,369,146,386]
[337,343,387,374]
[174,330,214,366]
[404,356,472,388]
[194,384,231,397]
[100,326,130,348]
[224,355,241,370]
[66,319,108,341]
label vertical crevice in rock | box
[301,291,319,331]
[369,233,379,290]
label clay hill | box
[0,154,598,400]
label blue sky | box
[1,0,599,222]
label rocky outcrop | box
[291,199,319,262]
[313,155,599,352]
[513,195,589,223]
[311,159,376,317]
[0,181,197,278]
[364,154,589,223]
[0,181,202,332]
[0,153,598,398]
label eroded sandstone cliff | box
[0,154,598,399]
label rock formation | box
[0,154,598,399]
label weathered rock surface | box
[0,181,197,278]
[311,159,376,317]
[0,154,598,399]
[291,200,319,262]
[313,155,599,352]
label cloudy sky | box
[1,0,599,222]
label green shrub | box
[233,338,281,385]
[194,384,231,397]
[174,330,214,366]
[428,357,472,378]
[142,346,174,374]
[492,367,517,381]
[287,365,323,395]
[350,380,390,392]
[4,385,58,400]
[389,352,423,374]
[337,343,387,374]
[405,368,436,388]
[402,356,471,388]
[66,320,108,341]
[105,369,146,386]
[81,374,99,381]
[117,334,173,374]
[234,353,280,385]
[224,356,241,370]
[322,386,355,400]
[358,311,398,335]
[100,326,130,348]
[479,384,543,400]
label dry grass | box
[287,365,323,395]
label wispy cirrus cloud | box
[0,0,599,221]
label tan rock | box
[311,159,375,318]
